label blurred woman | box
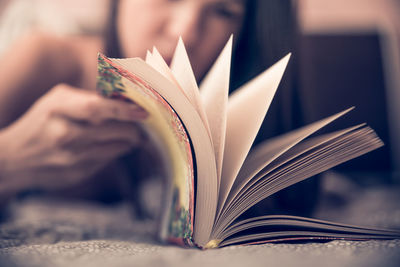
[0,0,317,217]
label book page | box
[170,37,211,137]
[200,36,233,191]
[217,54,291,214]
[217,215,400,247]
[214,126,383,234]
[98,55,195,245]
[145,48,183,94]
[221,108,355,212]
[105,56,218,247]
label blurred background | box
[297,0,400,185]
[0,3,399,265]
[0,0,399,184]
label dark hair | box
[106,0,301,137]
[105,0,318,216]
[231,0,318,217]
[104,0,120,58]
[232,0,302,143]
[105,0,296,78]
[232,0,297,86]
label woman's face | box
[117,0,246,81]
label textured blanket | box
[1,172,400,267]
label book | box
[96,36,400,248]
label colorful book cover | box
[97,54,195,247]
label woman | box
[0,0,317,216]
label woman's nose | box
[165,4,202,50]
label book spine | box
[97,54,196,248]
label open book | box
[96,37,400,248]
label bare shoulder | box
[64,35,104,89]
[0,33,104,126]
[5,32,103,88]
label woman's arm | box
[0,33,147,206]
[0,32,83,128]
[0,84,147,203]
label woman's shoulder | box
[9,32,99,62]
[8,32,103,89]
[65,35,104,89]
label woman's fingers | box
[50,118,144,149]
[78,120,144,145]
[0,83,150,192]
[36,84,149,166]
[43,140,134,167]
[45,84,148,124]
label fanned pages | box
[170,37,210,136]
[145,47,182,92]
[220,107,354,216]
[211,125,383,244]
[96,37,400,249]
[218,54,291,214]
[200,35,233,191]
[98,55,218,247]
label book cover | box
[97,54,195,246]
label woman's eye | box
[213,5,244,20]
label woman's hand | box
[0,84,148,194]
